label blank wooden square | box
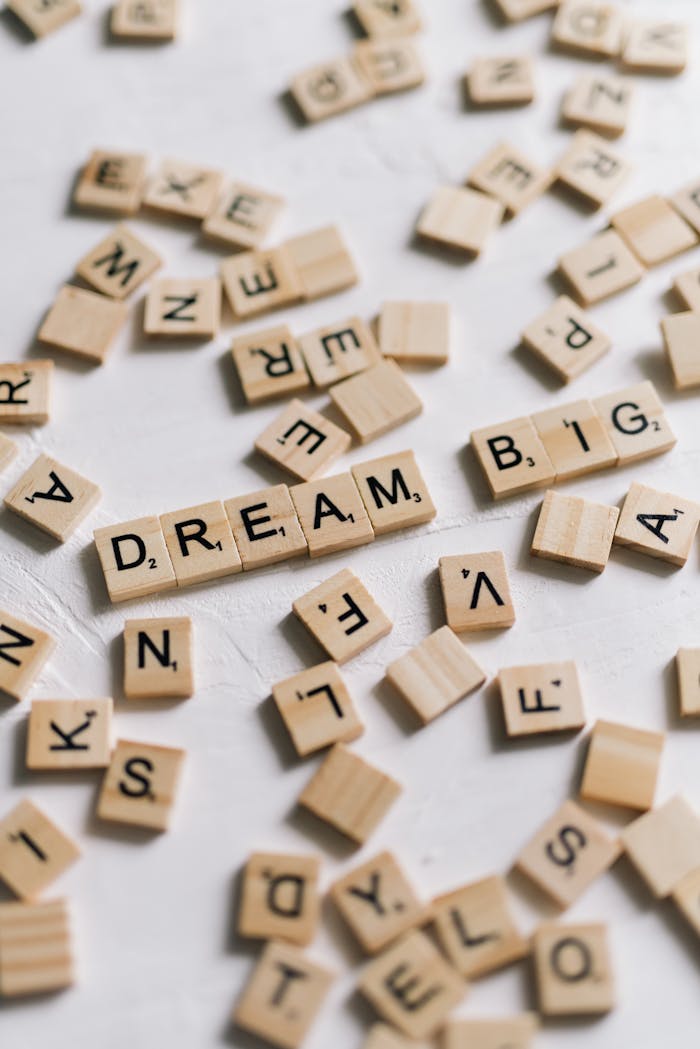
[621,796,700,897]
[290,57,372,123]
[580,719,664,811]
[330,360,422,444]
[611,195,697,267]
[363,1025,425,1049]
[531,490,619,573]
[677,648,700,717]
[5,454,101,541]
[144,278,220,338]
[431,875,529,979]
[0,898,74,998]
[416,185,504,256]
[94,515,176,602]
[521,296,611,384]
[516,800,620,909]
[0,360,53,425]
[293,568,392,663]
[555,131,631,210]
[499,661,585,737]
[592,381,676,465]
[672,867,700,940]
[467,56,535,108]
[493,0,558,21]
[671,179,700,236]
[551,3,623,58]
[673,267,700,312]
[124,617,193,700]
[0,799,80,900]
[444,1016,538,1049]
[97,739,185,832]
[351,450,436,535]
[271,661,363,757]
[621,20,688,75]
[353,39,425,96]
[613,482,700,567]
[353,0,421,37]
[143,159,222,219]
[0,434,17,473]
[203,180,285,250]
[562,73,633,139]
[160,500,241,586]
[531,399,618,480]
[76,224,162,300]
[559,229,644,307]
[471,415,555,500]
[73,149,148,215]
[27,697,113,770]
[231,325,310,404]
[291,473,375,558]
[7,0,81,36]
[330,851,423,954]
[284,226,359,301]
[386,626,486,724]
[378,302,450,365]
[298,316,379,388]
[468,141,551,216]
[298,743,401,845]
[255,401,351,482]
[439,551,515,632]
[39,285,128,364]
[662,312,700,390]
[238,851,320,947]
[224,485,308,570]
[0,610,55,702]
[221,248,302,319]
[534,923,614,1016]
[111,0,178,40]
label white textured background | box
[2,1,700,1046]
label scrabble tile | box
[470,416,555,500]
[353,39,425,96]
[0,800,80,900]
[531,399,618,481]
[611,195,697,267]
[298,743,401,845]
[5,454,101,542]
[551,3,623,58]
[0,898,74,998]
[466,56,535,108]
[97,739,185,832]
[558,230,644,306]
[238,851,320,947]
[359,930,465,1039]
[443,1016,538,1049]
[0,361,53,426]
[533,923,614,1016]
[76,224,161,300]
[0,611,55,702]
[531,490,619,574]
[468,142,551,217]
[290,57,373,123]
[329,360,422,444]
[671,867,700,939]
[621,20,688,75]
[386,626,486,725]
[677,648,700,718]
[27,698,113,771]
[330,851,423,954]
[123,617,193,700]
[613,482,700,567]
[233,940,334,1049]
[291,473,375,558]
[353,0,421,37]
[592,381,676,465]
[351,450,436,535]
[144,278,220,339]
[231,325,310,404]
[224,485,308,570]
[672,267,700,312]
[670,178,700,236]
[6,0,80,37]
[0,433,17,472]
[439,552,515,633]
[662,311,700,390]
[580,719,664,811]
[555,131,631,210]
[221,248,302,319]
[293,568,392,663]
[499,661,585,737]
[160,500,241,586]
[516,800,620,909]
[298,316,379,388]
[363,1026,425,1049]
[416,185,504,256]
[111,0,178,40]
[622,796,700,897]
[203,181,285,251]
[521,295,610,384]
[272,661,363,757]
[73,149,148,215]
[94,516,176,602]
[378,301,450,365]
[284,226,359,301]
[431,875,529,979]
[39,285,128,364]
[562,73,633,139]
[143,159,222,219]
[493,0,558,21]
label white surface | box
[2,1,700,1046]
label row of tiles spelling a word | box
[471,380,675,500]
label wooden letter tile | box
[439,551,515,632]
[534,923,614,1016]
[97,739,185,831]
[298,316,379,388]
[470,416,555,500]
[621,796,700,898]
[233,940,334,1049]
[290,57,372,123]
[580,719,664,811]
[330,851,424,954]
[94,516,176,602]
[224,485,307,570]
[330,360,422,444]
[516,800,620,909]
[555,131,631,210]
[238,851,320,947]
[677,648,700,718]
[466,56,535,109]
[386,626,486,725]
[123,617,193,699]
[499,661,585,737]
[670,179,700,236]
[27,697,113,770]
[531,490,619,573]
[111,0,178,41]
[416,185,504,256]
[558,230,644,306]
[283,226,359,301]
[257,400,351,483]
[353,39,425,96]
[662,312,700,390]
[672,867,700,940]
[293,568,392,663]
[0,800,80,900]
[468,142,551,217]
[378,301,450,365]
[521,295,610,384]
[231,325,310,404]
[291,473,374,558]
[352,450,436,535]
[143,159,222,219]
[0,433,17,473]
[160,500,241,586]
[611,195,697,267]
[493,0,558,22]
[531,399,618,480]
[353,0,421,37]
[363,1025,426,1049]
[76,224,162,300]
[272,661,363,757]
[39,285,128,364]
[444,1016,538,1049]
[551,3,623,58]
[203,180,285,250]
[221,248,302,319]
[5,454,101,541]
[298,743,401,845]
[591,381,676,465]
[621,20,688,75]
[0,898,74,998]
[73,149,148,215]
[144,278,220,339]
[431,875,528,979]
[562,73,633,139]
[0,610,55,702]
[613,482,700,567]
[6,0,80,37]
[673,267,700,312]
[0,361,53,425]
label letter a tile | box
[5,454,101,541]
[613,482,700,567]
